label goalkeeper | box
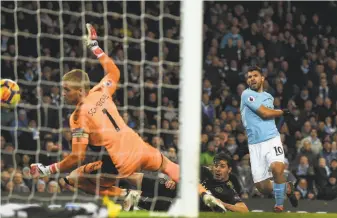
[30,23,226,212]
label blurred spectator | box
[220,26,244,48]
[299,129,322,155]
[164,147,178,164]
[122,112,137,129]
[234,131,248,161]
[22,167,33,190]
[317,174,337,200]
[1,171,10,191]
[61,129,72,151]
[10,109,29,138]
[36,179,46,193]
[295,178,315,200]
[5,181,14,192]
[295,139,317,165]
[315,157,331,189]
[12,172,30,193]
[200,141,216,167]
[1,136,6,149]
[301,121,312,138]
[2,143,17,168]
[20,155,31,168]
[50,86,61,106]
[321,140,334,164]
[236,155,254,197]
[18,120,39,151]
[225,135,238,156]
[47,180,60,193]
[202,92,215,125]
[295,155,314,177]
[28,95,60,129]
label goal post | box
[169,0,203,217]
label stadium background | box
[1,0,337,212]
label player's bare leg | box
[270,161,298,212]
[160,156,209,195]
[255,179,273,195]
[159,156,180,183]
[63,162,126,197]
[69,164,145,210]
[271,162,286,184]
[63,175,125,196]
[160,156,226,212]
[160,155,220,194]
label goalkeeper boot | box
[287,182,298,207]
[202,193,227,213]
[123,190,141,211]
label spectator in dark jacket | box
[317,174,337,200]
[315,157,331,189]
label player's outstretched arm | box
[85,23,120,83]
[221,201,249,213]
[256,105,285,119]
[30,143,87,178]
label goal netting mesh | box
[1,0,188,214]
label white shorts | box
[248,135,285,183]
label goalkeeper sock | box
[273,182,286,206]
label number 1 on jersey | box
[102,108,120,131]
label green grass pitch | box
[118,211,337,218]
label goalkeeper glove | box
[30,163,59,178]
[282,109,291,116]
[84,23,104,58]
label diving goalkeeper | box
[30,23,226,212]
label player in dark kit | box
[135,153,249,213]
[198,153,249,212]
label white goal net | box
[1,0,202,217]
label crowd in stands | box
[1,1,337,201]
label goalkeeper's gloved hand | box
[84,23,104,58]
[30,163,59,178]
[282,109,291,116]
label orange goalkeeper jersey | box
[69,54,162,177]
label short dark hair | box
[214,153,233,168]
[247,66,263,75]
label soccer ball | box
[1,79,21,107]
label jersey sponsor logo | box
[88,108,97,116]
[226,181,234,189]
[72,128,89,138]
[215,187,223,193]
[248,96,255,102]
